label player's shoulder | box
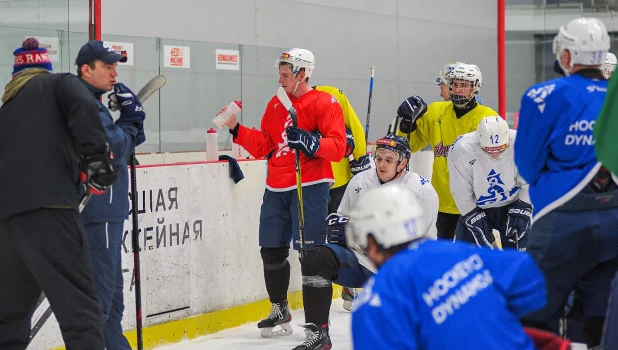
[314,85,344,99]
[522,77,566,106]
[402,171,434,192]
[450,132,477,157]
[427,101,452,114]
[349,168,377,186]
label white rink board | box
[29,159,303,349]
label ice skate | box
[341,287,360,312]
[258,301,292,338]
[292,323,332,350]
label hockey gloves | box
[111,83,145,129]
[350,155,371,176]
[80,144,118,195]
[286,126,320,158]
[397,95,427,133]
[325,213,349,247]
[463,207,494,248]
[506,200,532,244]
[345,128,355,157]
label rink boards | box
[30,151,433,349]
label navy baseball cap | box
[75,40,128,66]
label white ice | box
[154,298,353,350]
[153,297,588,350]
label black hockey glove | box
[397,95,427,133]
[325,213,349,247]
[463,207,494,248]
[350,155,371,176]
[345,128,355,157]
[112,83,145,129]
[506,200,532,244]
[81,144,118,195]
[286,126,320,158]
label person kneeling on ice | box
[448,116,532,250]
[293,134,439,350]
[347,184,547,350]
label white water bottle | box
[213,100,242,129]
[206,128,219,161]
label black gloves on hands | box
[506,200,532,244]
[463,207,494,248]
[286,126,320,158]
[397,95,427,133]
[325,213,349,247]
[350,155,371,176]
[110,83,145,129]
[81,144,118,195]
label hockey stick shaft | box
[276,87,306,258]
[130,153,143,349]
[365,66,375,143]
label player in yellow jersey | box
[314,86,370,213]
[396,62,497,240]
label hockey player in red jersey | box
[218,48,346,339]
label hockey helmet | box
[447,62,482,108]
[372,134,411,162]
[602,52,617,79]
[477,116,509,155]
[275,48,315,78]
[346,184,425,251]
[553,17,610,75]
[434,61,460,85]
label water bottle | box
[213,100,242,129]
[206,128,219,161]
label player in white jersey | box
[291,134,438,350]
[448,116,532,249]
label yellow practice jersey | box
[315,86,367,188]
[397,101,497,214]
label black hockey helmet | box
[372,134,411,162]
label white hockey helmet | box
[345,184,425,251]
[477,116,510,156]
[553,17,610,75]
[447,62,482,107]
[434,61,460,85]
[602,52,617,79]
[275,48,315,78]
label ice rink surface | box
[155,298,353,350]
[154,298,588,350]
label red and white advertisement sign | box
[164,45,190,68]
[215,49,240,71]
[104,41,134,66]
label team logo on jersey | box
[469,159,476,165]
[586,85,606,93]
[355,187,362,194]
[476,169,519,206]
[434,142,449,158]
[275,117,294,158]
[419,175,429,186]
[526,84,555,114]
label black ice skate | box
[341,287,360,312]
[292,323,332,350]
[257,301,292,338]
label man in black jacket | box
[0,38,117,349]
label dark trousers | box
[436,212,460,240]
[0,208,104,349]
[328,183,348,214]
[83,221,131,349]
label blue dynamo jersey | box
[514,73,607,220]
[351,240,545,350]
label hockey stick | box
[365,66,375,144]
[492,229,503,250]
[129,153,144,350]
[277,87,306,259]
[129,74,166,350]
[78,75,167,212]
